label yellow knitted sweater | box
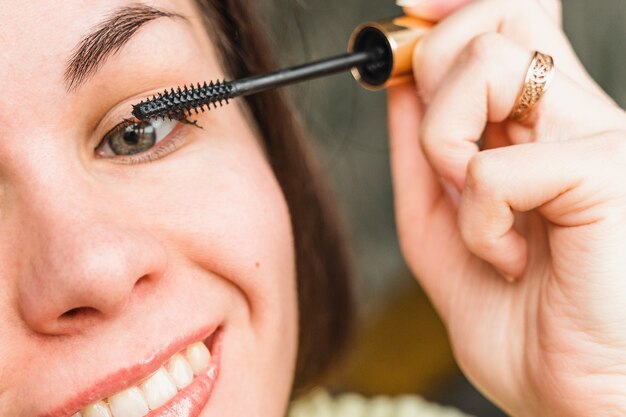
[289,389,473,417]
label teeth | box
[107,387,149,417]
[76,341,213,417]
[166,354,194,389]
[186,342,211,375]
[140,367,178,410]
[82,401,112,417]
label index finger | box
[398,0,473,22]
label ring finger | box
[406,0,607,104]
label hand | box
[387,1,626,416]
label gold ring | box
[510,51,555,121]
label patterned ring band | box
[509,51,555,121]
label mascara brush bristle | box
[132,80,235,121]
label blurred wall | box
[564,0,626,108]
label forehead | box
[0,0,198,87]
[0,0,222,134]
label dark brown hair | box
[192,0,355,397]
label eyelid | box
[93,94,154,141]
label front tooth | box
[82,401,112,417]
[186,342,211,375]
[140,367,178,410]
[166,353,194,389]
[108,387,149,417]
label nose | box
[13,178,168,335]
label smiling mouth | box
[68,330,222,417]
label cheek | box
[176,147,296,315]
[150,132,295,315]
[115,115,298,330]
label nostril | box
[60,306,99,320]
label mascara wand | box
[132,50,379,120]
[132,16,433,121]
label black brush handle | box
[232,50,377,97]
[132,49,382,120]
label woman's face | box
[0,1,298,416]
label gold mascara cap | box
[348,16,433,90]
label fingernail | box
[396,0,431,6]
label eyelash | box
[96,114,195,165]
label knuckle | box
[459,214,497,255]
[462,33,504,67]
[465,152,498,195]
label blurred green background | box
[262,1,626,415]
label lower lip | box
[145,331,222,417]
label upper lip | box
[42,324,218,417]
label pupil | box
[123,122,155,146]
[123,126,140,145]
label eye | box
[96,118,178,157]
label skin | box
[4,0,626,416]
[0,1,298,416]
[388,0,626,416]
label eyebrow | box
[64,4,185,92]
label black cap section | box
[351,27,393,88]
